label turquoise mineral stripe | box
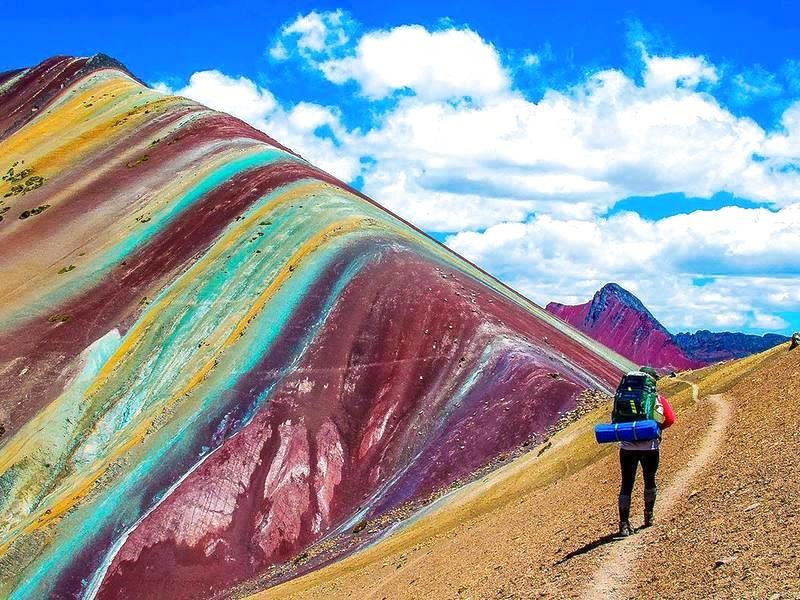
[70,179,364,467]
[0,330,124,523]
[111,149,294,262]
[74,180,377,467]
[233,232,391,428]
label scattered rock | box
[126,155,149,168]
[19,204,51,219]
[714,556,738,568]
[352,520,368,534]
[47,314,71,323]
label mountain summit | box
[546,283,704,371]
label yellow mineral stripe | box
[86,181,342,391]
[0,79,190,209]
[0,180,338,473]
[0,94,186,203]
[0,76,141,163]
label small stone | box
[715,556,738,568]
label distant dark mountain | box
[546,283,704,371]
[674,330,790,363]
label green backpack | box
[612,371,658,423]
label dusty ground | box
[257,342,800,599]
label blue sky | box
[4,1,799,334]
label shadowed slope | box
[0,56,631,599]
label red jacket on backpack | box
[657,395,676,428]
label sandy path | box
[583,381,730,599]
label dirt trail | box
[354,414,588,600]
[583,381,731,599]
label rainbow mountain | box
[0,55,632,599]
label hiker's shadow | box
[554,532,622,565]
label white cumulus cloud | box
[446,205,800,332]
[270,9,353,61]
[169,70,277,123]
[751,312,790,329]
[319,24,510,100]
[642,53,718,90]
[157,71,361,182]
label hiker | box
[616,366,675,536]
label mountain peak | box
[595,283,650,314]
[76,53,148,85]
[597,282,641,306]
[548,283,789,370]
[547,284,702,370]
[588,283,668,334]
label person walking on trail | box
[616,366,675,537]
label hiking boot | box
[643,511,654,528]
[643,487,657,528]
[618,493,632,536]
[618,520,634,537]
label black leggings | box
[619,449,659,495]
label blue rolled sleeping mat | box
[594,419,660,443]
